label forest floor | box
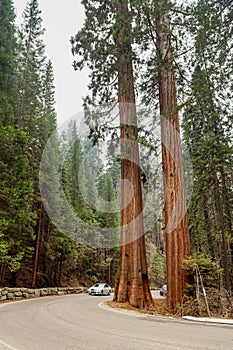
[105,299,233,326]
[106,299,178,317]
[106,290,233,319]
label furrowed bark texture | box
[113,0,153,309]
[156,0,191,313]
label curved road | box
[0,294,232,350]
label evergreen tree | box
[93,171,120,284]
[15,1,61,287]
[32,60,58,286]
[38,127,71,286]
[154,0,192,314]
[62,121,87,219]
[72,0,153,308]
[0,0,79,287]
[183,0,233,290]
[99,171,120,236]
[114,0,153,308]
[0,0,17,126]
[0,126,36,285]
[71,1,117,106]
[61,121,101,247]
[113,0,192,312]
[40,60,57,138]
[17,0,45,129]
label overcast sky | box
[14,0,89,125]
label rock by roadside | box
[0,286,87,301]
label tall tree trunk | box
[156,0,191,313]
[32,204,43,288]
[113,0,153,309]
[58,250,63,286]
[0,264,6,286]
[213,172,232,291]
[220,167,233,289]
[158,215,165,255]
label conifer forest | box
[0,0,232,316]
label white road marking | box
[0,340,18,350]
[98,301,144,317]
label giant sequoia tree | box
[113,0,153,308]
[71,0,153,308]
[126,0,192,312]
[155,0,191,313]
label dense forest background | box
[0,0,232,314]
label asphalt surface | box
[0,294,233,350]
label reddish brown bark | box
[113,0,153,308]
[156,1,191,313]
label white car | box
[88,283,112,296]
[160,284,167,296]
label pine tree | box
[99,171,120,239]
[17,0,45,129]
[182,0,233,291]
[100,172,119,225]
[95,171,120,283]
[61,121,100,248]
[31,60,58,287]
[41,60,57,137]
[62,122,87,217]
[0,1,41,285]
[38,127,70,286]
[0,0,17,126]
[0,126,36,285]
[15,1,61,287]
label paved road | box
[0,294,232,350]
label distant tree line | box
[0,0,120,288]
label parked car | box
[88,283,112,296]
[160,284,167,296]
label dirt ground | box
[105,299,178,317]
